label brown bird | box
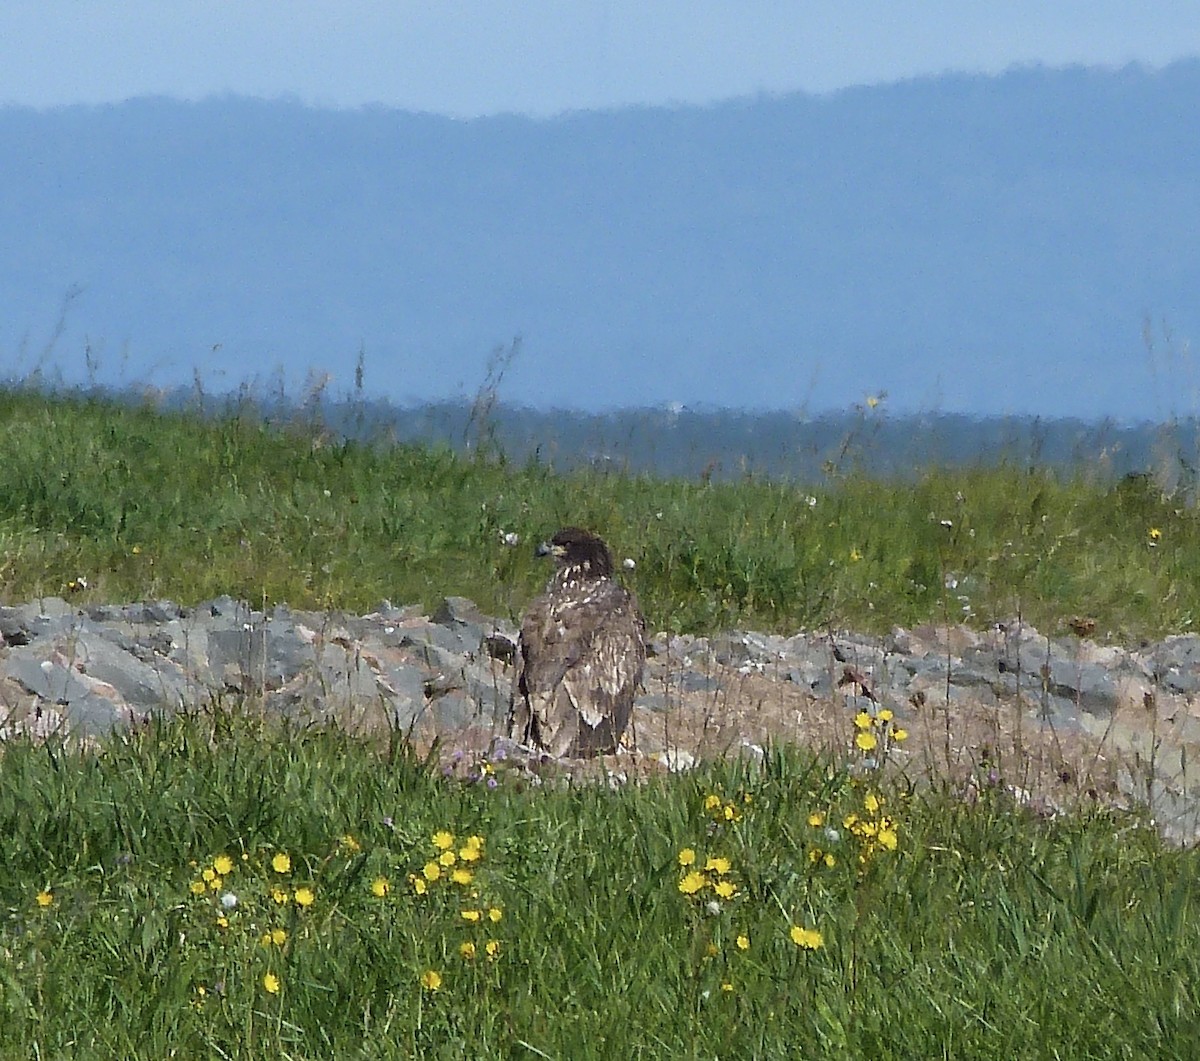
[509,527,645,757]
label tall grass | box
[0,388,1196,639]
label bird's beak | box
[536,541,564,559]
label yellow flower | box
[853,711,873,730]
[438,849,457,867]
[863,792,881,814]
[678,871,707,895]
[723,804,738,822]
[432,831,455,851]
[703,794,722,812]
[341,834,362,853]
[189,880,206,897]
[263,972,281,995]
[461,908,482,923]
[855,730,878,752]
[459,844,482,863]
[823,852,836,868]
[677,847,696,867]
[213,854,234,875]
[705,856,732,875]
[36,890,53,908]
[1150,527,1163,541]
[215,915,229,929]
[712,880,737,900]
[208,876,223,892]
[270,887,288,904]
[721,982,734,993]
[271,852,291,874]
[789,925,824,950]
[878,826,899,851]
[459,941,477,960]
[849,548,862,562]
[705,943,719,958]
[294,886,315,907]
[422,861,442,882]
[271,927,287,945]
[807,811,824,827]
[485,940,501,960]
[877,709,894,723]
[488,906,503,923]
[370,876,390,897]
[450,868,473,886]
[736,935,750,951]
[808,848,823,864]
[420,969,442,991]
[893,728,909,742]
[201,867,216,883]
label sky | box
[3,1,1200,117]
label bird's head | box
[537,527,615,579]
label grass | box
[0,387,1198,639]
[3,385,1200,1057]
[2,709,1196,1059]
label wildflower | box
[36,890,53,908]
[705,856,732,875]
[853,712,873,730]
[422,861,442,882]
[678,847,697,867]
[893,728,909,742]
[409,874,428,896]
[370,876,390,898]
[450,868,473,886]
[263,972,281,995]
[432,830,455,851]
[704,794,722,812]
[220,892,238,909]
[271,852,291,874]
[713,880,737,900]
[341,834,362,853]
[849,548,862,562]
[722,982,734,993]
[461,909,482,923]
[864,792,881,814]
[878,825,899,851]
[736,935,750,951]
[1150,527,1163,541]
[438,849,457,867]
[809,848,824,864]
[723,804,739,822]
[420,969,443,991]
[459,844,483,863]
[823,852,836,868]
[213,854,234,875]
[877,709,894,723]
[189,880,207,897]
[215,915,229,929]
[270,887,289,904]
[678,871,707,895]
[789,925,824,950]
[485,940,501,960]
[208,877,223,892]
[460,941,477,960]
[855,731,878,752]
[488,907,503,923]
[294,887,315,907]
[201,867,216,883]
[807,811,824,827]
[260,927,287,946]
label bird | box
[509,527,645,758]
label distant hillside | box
[2,61,1199,419]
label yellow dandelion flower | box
[849,547,862,562]
[807,811,824,827]
[215,915,229,929]
[808,848,823,864]
[432,830,455,851]
[843,812,859,829]
[853,711,873,730]
[703,794,722,812]
[341,833,362,853]
[877,709,894,723]
[864,792,881,814]
[789,925,824,950]
[201,867,216,883]
[370,876,390,897]
[823,852,836,868]
[678,870,707,895]
[678,847,697,867]
[713,879,737,900]
[410,875,428,895]
[294,886,315,907]
[1150,527,1163,541]
[893,728,909,742]
[461,908,482,923]
[485,940,501,960]
[271,852,291,874]
[208,876,223,891]
[212,854,234,875]
[438,849,457,867]
[270,887,288,904]
[721,982,734,993]
[450,867,473,885]
[262,972,281,994]
[459,844,482,863]
[36,890,53,908]
[855,730,878,752]
[878,827,899,851]
[189,880,206,896]
[420,969,442,991]
[736,935,750,951]
[723,804,738,822]
[459,941,477,960]
[422,861,442,882]
[705,856,732,875]
[488,906,503,923]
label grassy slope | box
[1,389,1199,1058]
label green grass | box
[3,386,1200,1057]
[0,387,1198,639]
[2,711,1196,1060]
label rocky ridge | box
[2,595,1199,843]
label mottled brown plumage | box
[509,527,645,757]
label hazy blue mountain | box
[2,61,1199,420]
